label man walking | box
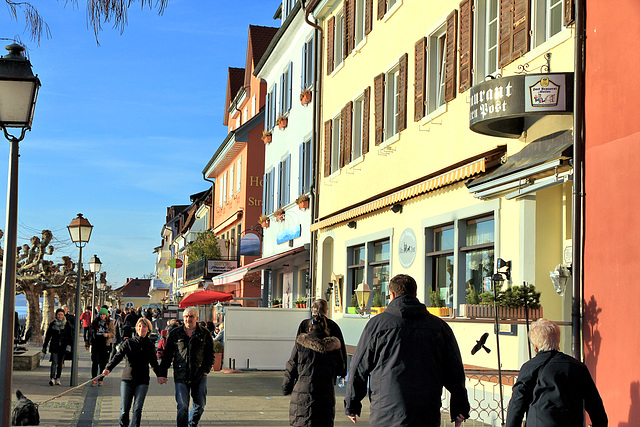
[158,306,214,427]
[344,274,470,426]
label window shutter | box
[398,53,408,132]
[288,62,293,111]
[365,0,373,35]
[511,0,530,60]
[414,37,426,121]
[285,154,291,205]
[348,0,356,52]
[458,0,473,92]
[265,92,271,129]
[302,44,307,89]
[377,0,386,20]
[374,73,385,146]
[298,143,304,197]
[445,9,458,103]
[498,0,513,69]
[269,167,275,213]
[324,120,332,177]
[277,162,282,208]
[327,16,335,74]
[343,101,353,165]
[362,86,371,154]
[305,140,312,193]
[343,0,350,60]
[340,104,347,168]
[564,0,574,26]
[262,172,267,215]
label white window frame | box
[236,157,242,193]
[335,10,344,69]
[533,0,564,48]
[474,0,500,84]
[382,0,403,22]
[279,63,293,115]
[278,154,291,208]
[229,164,235,197]
[299,139,313,195]
[354,0,366,48]
[352,92,365,162]
[266,84,277,130]
[425,17,448,119]
[384,63,400,142]
[331,114,341,175]
[302,38,315,89]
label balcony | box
[185,258,210,282]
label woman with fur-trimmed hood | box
[283,315,343,426]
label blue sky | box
[1,1,281,288]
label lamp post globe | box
[89,255,101,325]
[0,43,40,425]
[67,214,93,387]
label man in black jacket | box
[344,274,469,426]
[506,318,607,427]
[158,306,214,427]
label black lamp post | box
[89,255,102,318]
[67,213,93,387]
[491,272,506,427]
[0,43,40,425]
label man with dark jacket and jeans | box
[344,274,470,426]
[158,306,214,427]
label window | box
[282,0,294,21]
[355,0,366,45]
[299,139,312,195]
[265,84,277,130]
[475,0,500,81]
[331,115,341,174]
[427,225,455,307]
[347,245,365,307]
[335,11,344,69]
[462,217,495,302]
[427,23,447,115]
[302,38,314,89]
[534,0,563,48]
[385,65,400,140]
[278,155,291,208]
[369,239,390,307]
[236,157,242,193]
[279,62,293,115]
[229,164,234,197]
[262,167,275,214]
[352,94,364,160]
[375,56,406,145]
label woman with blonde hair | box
[102,317,163,427]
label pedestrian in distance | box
[102,317,164,427]
[505,318,608,427]
[42,308,73,386]
[87,307,115,386]
[156,328,168,360]
[284,314,343,426]
[158,306,214,427]
[344,274,470,426]
[80,306,92,345]
[296,299,347,378]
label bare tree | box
[5,0,169,44]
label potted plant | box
[294,298,307,308]
[262,129,272,144]
[276,115,288,129]
[300,87,312,106]
[271,298,282,308]
[295,194,310,210]
[347,294,360,314]
[274,208,285,222]
[259,214,270,228]
[464,283,543,320]
[213,341,224,371]
[427,290,450,317]
[370,291,386,315]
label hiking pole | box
[36,374,104,408]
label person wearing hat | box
[88,307,115,385]
[42,308,73,386]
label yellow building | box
[310,0,576,380]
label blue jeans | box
[174,376,207,427]
[120,381,149,427]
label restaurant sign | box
[207,260,237,276]
[469,73,573,138]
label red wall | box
[584,1,640,424]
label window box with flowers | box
[300,88,312,106]
[274,208,285,222]
[295,194,310,210]
[259,214,270,228]
[262,130,272,144]
[276,115,288,130]
[462,284,543,320]
[293,298,307,308]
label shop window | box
[347,244,365,307]
[461,216,495,301]
[369,239,390,307]
[426,225,455,307]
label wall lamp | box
[347,221,357,229]
[390,204,403,213]
[497,258,511,281]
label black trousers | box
[49,351,65,379]
[91,347,110,378]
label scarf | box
[52,317,67,331]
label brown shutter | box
[343,101,353,165]
[398,52,408,132]
[324,120,332,177]
[414,37,426,121]
[444,9,458,103]
[374,73,385,146]
[362,86,371,154]
[498,0,513,69]
[511,0,530,60]
[458,0,473,92]
[340,105,347,168]
[377,0,386,20]
[344,0,350,60]
[564,0,574,26]
[348,0,356,53]
[365,0,373,35]
[327,16,335,74]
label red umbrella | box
[179,290,233,308]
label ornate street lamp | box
[354,282,372,313]
[97,278,106,307]
[0,43,40,424]
[67,213,93,387]
[89,255,102,319]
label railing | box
[185,258,208,282]
[440,369,519,427]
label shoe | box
[49,379,54,386]
[98,381,103,386]
[92,380,98,386]
[55,379,61,385]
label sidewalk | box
[13,345,371,426]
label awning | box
[310,157,486,232]
[178,290,234,309]
[211,246,307,286]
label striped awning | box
[310,158,485,232]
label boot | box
[49,378,54,386]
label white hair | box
[183,306,199,318]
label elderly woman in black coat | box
[42,308,73,386]
[283,315,343,426]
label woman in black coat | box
[42,308,73,386]
[283,315,343,426]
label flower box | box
[463,304,543,320]
[262,131,272,144]
[277,116,288,129]
[300,89,312,106]
[370,307,386,315]
[298,200,309,210]
[274,208,285,222]
[427,307,451,317]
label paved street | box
[12,345,370,426]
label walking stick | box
[36,374,104,407]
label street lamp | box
[491,272,507,427]
[354,282,372,313]
[89,255,102,318]
[97,279,106,308]
[0,43,40,424]
[67,213,93,387]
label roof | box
[254,2,302,77]
[245,25,279,85]
[223,67,246,126]
[119,278,152,298]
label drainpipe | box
[303,0,323,300]
[572,0,585,362]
